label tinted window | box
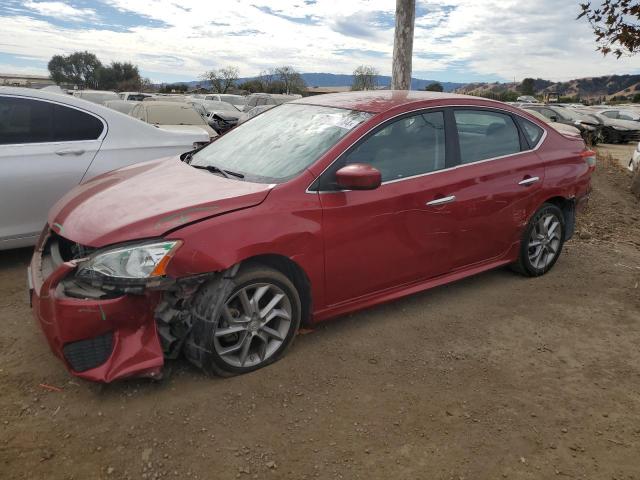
[342,111,446,182]
[601,111,618,119]
[0,96,54,144]
[619,112,634,120]
[520,118,544,147]
[454,110,520,164]
[53,104,103,141]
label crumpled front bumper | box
[29,240,164,383]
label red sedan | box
[29,91,595,382]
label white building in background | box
[0,73,55,89]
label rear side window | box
[0,96,53,144]
[520,118,544,147]
[341,111,446,182]
[454,110,521,164]
[53,104,104,141]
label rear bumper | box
[29,244,164,383]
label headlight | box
[77,240,182,280]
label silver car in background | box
[0,87,209,250]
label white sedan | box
[0,87,209,250]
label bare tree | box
[391,0,416,90]
[352,65,379,91]
[201,66,239,93]
[273,66,306,94]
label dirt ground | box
[1,146,639,480]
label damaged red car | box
[29,91,595,382]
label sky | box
[1,0,640,84]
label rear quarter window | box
[53,105,104,141]
[519,118,544,147]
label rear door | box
[0,96,104,244]
[446,108,546,269]
[318,110,457,305]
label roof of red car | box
[293,90,476,113]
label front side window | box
[454,110,521,164]
[601,111,618,119]
[341,111,446,182]
[191,104,372,182]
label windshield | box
[219,95,245,107]
[147,105,205,125]
[203,101,237,113]
[191,104,372,182]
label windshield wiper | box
[191,164,244,179]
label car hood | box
[156,124,217,139]
[49,157,274,247]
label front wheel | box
[512,203,565,277]
[185,264,301,377]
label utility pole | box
[391,0,416,90]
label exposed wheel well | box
[542,196,576,240]
[240,254,313,326]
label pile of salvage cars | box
[510,100,640,172]
[511,100,640,150]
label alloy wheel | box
[527,213,561,270]
[213,283,293,368]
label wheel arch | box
[238,254,313,326]
[541,196,576,240]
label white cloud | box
[0,0,639,82]
[23,1,98,22]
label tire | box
[185,264,301,377]
[512,203,565,277]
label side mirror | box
[335,163,381,190]
[550,115,558,122]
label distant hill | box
[181,72,465,92]
[455,74,640,100]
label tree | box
[274,66,306,94]
[578,1,640,57]
[48,51,102,88]
[201,66,239,93]
[98,61,142,90]
[391,0,416,90]
[352,65,379,91]
[425,82,443,92]
[520,77,536,95]
[158,83,188,93]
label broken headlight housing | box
[76,240,182,283]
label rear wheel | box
[513,203,565,277]
[185,264,301,377]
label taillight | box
[581,149,596,169]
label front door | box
[318,110,456,306]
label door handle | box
[55,149,86,156]
[426,195,456,206]
[518,176,540,186]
